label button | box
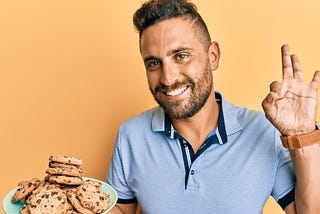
[190,170,195,175]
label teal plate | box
[2,177,117,214]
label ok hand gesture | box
[262,44,320,136]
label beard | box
[150,62,213,119]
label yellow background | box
[1,0,320,213]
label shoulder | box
[118,106,163,135]
[220,94,274,133]
[218,92,269,124]
[238,107,269,124]
[121,106,160,125]
[237,105,276,134]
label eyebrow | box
[143,47,194,62]
[171,47,193,55]
[144,56,160,63]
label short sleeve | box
[107,128,137,203]
[271,130,296,207]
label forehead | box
[140,17,202,57]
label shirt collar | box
[151,91,242,144]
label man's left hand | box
[262,44,320,136]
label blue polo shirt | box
[107,92,295,214]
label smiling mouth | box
[165,86,188,96]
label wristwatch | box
[280,122,320,149]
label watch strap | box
[281,129,320,149]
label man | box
[107,0,320,213]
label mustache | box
[154,79,193,93]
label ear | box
[208,41,220,71]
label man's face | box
[140,17,219,119]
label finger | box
[269,81,281,92]
[262,92,277,119]
[269,80,287,98]
[281,44,294,80]
[310,70,320,90]
[263,90,280,107]
[291,54,303,80]
[262,94,271,112]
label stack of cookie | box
[45,155,84,186]
[11,155,111,214]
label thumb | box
[262,92,277,121]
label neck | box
[171,91,219,152]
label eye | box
[146,60,161,71]
[175,53,189,61]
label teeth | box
[166,86,187,96]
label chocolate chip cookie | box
[46,167,82,178]
[26,183,69,214]
[11,178,40,202]
[48,175,84,185]
[49,155,83,166]
[77,180,110,213]
[66,189,95,214]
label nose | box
[160,61,179,86]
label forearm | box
[107,203,137,214]
[289,143,320,213]
[108,205,125,214]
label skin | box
[109,17,320,214]
[262,45,320,136]
[262,45,320,214]
[109,16,220,214]
[141,17,221,152]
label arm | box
[108,203,138,214]
[287,143,320,214]
[262,44,320,213]
[284,141,320,214]
[107,130,139,214]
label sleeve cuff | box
[278,188,295,210]
[117,198,138,204]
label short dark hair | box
[133,0,211,47]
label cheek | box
[181,60,204,77]
[146,72,160,89]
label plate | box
[2,177,117,214]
